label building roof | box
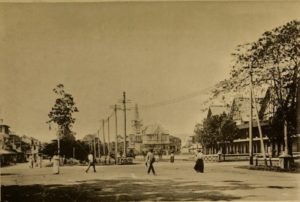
[208,105,230,117]
[237,120,269,129]
[0,133,9,139]
[0,119,10,127]
[230,97,262,122]
[0,148,16,155]
[142,124,169,135]
[82,134,98,142]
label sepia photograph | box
[0,0,300,201]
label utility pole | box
[284,121,288,155]
[97,129,101,158]
[93,136,96,159]
[102,119,106,157]
[107,116,111,163]
[249,66,253,165]
[57,129,61,157]
[114,104,118,164]
[123,91,127,157]
[252,88,267,166]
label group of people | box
[50,149,205,175]
[28,154,43,169]
[144,148,205,175]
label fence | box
[254,157,280,167]
[203,154,249,162]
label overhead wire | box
[140,86,213,109]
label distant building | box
[230,97,262,125]
[169,135,181,153]
[203,85,300,156]
[229,97,270,155]
[141,124,170,155]
[0,119,10,149]
[181,135,198,154]
[128,133,142,154]
[82,134,101,155]
[0,120,39,165]
[203,96,271,155]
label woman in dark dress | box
[170,152,175,163]
[194,149,204,173]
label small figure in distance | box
[170,151,175,163]
[85,151,96,173]
[52,151,60,174]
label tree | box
[194,113,238,154]
[42,139,89,161]
[211,20,300,155]
[47,84,79,141]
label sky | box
[0,1,299,142]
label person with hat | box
[145,149,156,175]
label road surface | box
[1,160,299,201]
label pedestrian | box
[170,151,175,163]
[52,151,60,174]
[158,150,163,160]
[145,149,156,175]
[37,154,42,168]
[85,152,96,173]
[28,155,34,168]
[194,149,204,173]
[142,151,146,160]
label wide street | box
[1,159,299,201]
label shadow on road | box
[0,173,18,176]
[1,178,250,201]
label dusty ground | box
[1,160,300,201]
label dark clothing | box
[86,154,96,173]
[194,159,204,173]
[146,151,156,175]
[86,162,96,173]
[147,161,156,175]
[170,156,174,163]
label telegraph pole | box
[97,129,101,158]
[93,136,96,159]
[114,104,118,164]
[107,116,111,163]
[252,88,267,166]
[102,119,106,158]
[57,128,61,157]
[249,66,253,165]
[284,121,288,155]
[123,92,127,157]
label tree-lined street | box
[1,2,300,202]
[1,160,300,201]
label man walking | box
[145,149,156,175]
[86,152,96,173]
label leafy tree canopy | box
[47,84,79,140]
[210,20,299,145]
[194,113,238,150]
